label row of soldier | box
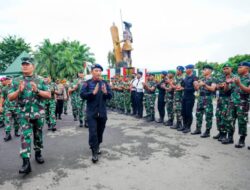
[107,62,250,150]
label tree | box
[107,51,116,68]
[227,54,250,73]
[195,61,219,77]
[35,39,95,81]
[0,35,31,72]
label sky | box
[0,0,250,71]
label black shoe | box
[182,128,191,133]
[91,149,98,163]
[64,112,67,115]
[156,118,164,123]
[84,120,88,128]
[164,120,173,126]
[171,122,181,129]
[248,146,250,150]
[235,136,246,148]
[221,133,234,144]
[4,133,12,142]
[177,125,185,131]
[52,126,57,132]
[35,151,45,164]
[213,132,221,140]
[218,133,225,142]
[191,129,201,135]
[19,158,31,174]
[58,115,62,120]
[15,130,20,137]
[147,116,155,122]
[201,129,210,138]
[79,120,83,128]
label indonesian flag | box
[107,68,116,80]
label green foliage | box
[0,35,31,72]
[107,51,116,68]
[34,39,95,81]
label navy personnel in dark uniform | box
[156,71,168,123]
[178,64,198,133]
[80,64,112,163]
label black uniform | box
[182,74,197,130]
[80,79,112,151]
[157,79,166,122]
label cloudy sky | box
[0,0,250,71]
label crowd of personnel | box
[108,62,250,150]
[0,57,250,175]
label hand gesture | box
[199,81,205,86]
[234,77,241,86]
[0,106,3,113]
[160,83,166,88]
[30,81,38,92]
[19,80,25,92]
[93,83,99,95]
[102,84,107,94]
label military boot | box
[19,158,31,174]
[15,129,20,137]
[213,132,221,140]
[248,146,250,150]
[91,149,98,163]
[177,124,185,131]
[4,132,12,142]
[171,121,181,129]
[51,125,57,132]
[156,117,164,123]
[191,128,201,135]
[235,136,246,148]
[164,119,173,127]
[79,120,83,127]
[182,127,191,133]
[221,133,234,144]
[84,119,88,128]
[35,151,45,164]
[201,129,210,138]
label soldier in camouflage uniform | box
[116,76,125,113]
[109,77,116,110]
[226,62,250,148]
[191,65,216,138]
[1,77,20,141]
[213,63,234,143]
[164,70,175,126]
[69,71,86,127]
[123,77,132,114]
[63,80,69,115]
[8,57,51,174]
[44,76,57,131]
[143,73,157,121]
[0,79,5,128]
[169,66,184,130]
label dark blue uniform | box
[182,74,197,130]
[80,79,112,151]
[157,79,166,122]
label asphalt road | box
[0,105,250,190]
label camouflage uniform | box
[9,75,49,158]
[63,83,69,114]
[143,80,157,120]
[173,75,184,124]
[123,81,131,114]
[195,76,215,132]
[165,83,174,124]
[0,84,4,128]
[2,84,20,133]
[116,81,125,112]
[44,82,57,129]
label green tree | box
[0,35,31,72]
[227,54,250,73]
[107,51,116,68]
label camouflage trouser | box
[45,99,56,128]
[166,98,174,121]
[118,92,125,111]
[4,108,19,133]
[0,112,4,123]
[215,97,231,133]
[71,95,79,118]
[124,92,131,113]
[63,100,68,113]
[144,93,156,117]
[79,99,86,121]
[109,91,115,108]
[229,100,249,136]
[174,99,182,123]
[196,96,213,130]
[20,118,44,158]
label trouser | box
[63,100,68,113]
[88,116,107,150]
[182,96,195,128]
[131,91,137,114]
[45,100,56,127]
[135,92,144,117]
[56,100,64,117]
[157,95,166,119]
[20,118,44,158]
[4,109,19,133]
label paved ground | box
[0,106,250,190]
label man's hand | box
[234,77,241,86]
[0,106,3,113]
[19,80,25,92]
[102,84,107,94]
[30,81,38,92]
[93,83,99,95]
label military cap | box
[161,71,168,75]
[168,70,176,75]
[137,71,143,76]
[202,64,213,70]
[238,61,250,67]
[21,57,34,65]
[0,77,7,81]
[185,64,194,69]
[91,63,103,71]
[177,66,185,72]
[222,62,232,68]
